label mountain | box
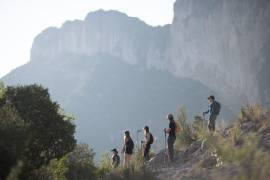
[2,0,270,153]
[29,1,270,109]
[30,10,169,69]
[2,52,218,154]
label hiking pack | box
[215,101,221,115]
[149,133,154,144]
[127,138,134,150]
[213,101,221,115]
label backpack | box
[127,138,134,150]
[149,133,154,144]
[215,101,221,115]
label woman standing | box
[122,130,134,167]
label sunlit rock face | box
[30,2,270,109]
[170,0,270,107]
[30,10,169,70]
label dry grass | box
[204,105,270,180]
[98,147,155,180]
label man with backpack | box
[164,114,176,162]
[121,130,134,167]
[203,95,221,132]
[141,126,154,161]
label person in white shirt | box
[141,126,153,161]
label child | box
[111,148,120,168]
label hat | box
[167,114,174,121]
[207,95,215,100]
[144,126,149,132]
[111,148,118,153]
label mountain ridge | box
[27,1,270,109]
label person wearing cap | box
[141,126,154,161]
[203,95,221,132]
[111,148,120,168]
[164,114,176,162]
[121,130,134,167]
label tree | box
[2,84,76,179]
[35,143,97,180]
[0,105,26,180]
[64,143,97,180]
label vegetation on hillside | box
[169,105,270,180]
[0,83,154,180]
[1,82,270,180]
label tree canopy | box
[0,84,76,179]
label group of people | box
[110,95,221,168]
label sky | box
[0,0,175,78]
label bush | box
[102,165,155,180]
[175,107,197,149]
[204,105,270,179]
[32,143,97,180]
[99,147,155,180]
[97,153,113,178]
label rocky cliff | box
[31,10,169,70]
[29,1,270,109]
[170,0,270,107]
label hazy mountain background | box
[2,0,270,155]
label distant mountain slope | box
[2,53,226,154]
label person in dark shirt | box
[203,95,221,132]
[164,114,176,162]
[121,130,134,167]
[111,148,120,168]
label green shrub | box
[97,153,113,178]
[175,107,199,149]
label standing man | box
[141,126,154,161]
[164,114,176,162]
[203,95,221,132]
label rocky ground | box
[149,140,220,180]
[148,109,270,180]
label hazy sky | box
[0,0,175,78]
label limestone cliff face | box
[31,10,169,70]
[170,0,270,106]
[29,1,270,108]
